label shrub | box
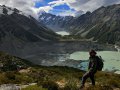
[84,85,113,90]
[5,71,16,80]
[39,81,59,90]
[15,74,33,84]
[63,85,78,90]
[0,73,9,84]
[107,79,120,88]
[63,77,78,90]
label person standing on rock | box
[80,50,99,89]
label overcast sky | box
[0,0,120,19]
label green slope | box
[0,51,120,90]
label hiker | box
[80,50,102,89]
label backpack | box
[96,56,104,71]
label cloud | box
[56,11,75,16]
[0,0,120,18]
[38,0,120,17]
[48,0,120,16]
[38,6,53,12]
[103,0,120,6]
[65,0,120,12]
[67,0,103,12]
[0,0,43,19]
[48,0,65,7]
[52,9,77,16]
[48,0,77,8]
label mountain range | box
[0,5,61,59]
[39,4,120,44]
[0,4,118,68]
[0,4,119,90]
[0,5,59,42]
[39,12,74,32]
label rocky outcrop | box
[0,84,20,90]
[115,44,120,52]
[0,83,37,90]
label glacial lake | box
[70,51,120,74]
[56,31,70,36]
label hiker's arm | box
[88,61,91,69]
[88,57,91,69]
[89,60,97,71]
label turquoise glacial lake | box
[70,51,120,74]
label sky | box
[0,0,120,19]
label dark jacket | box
[88,56,98,73]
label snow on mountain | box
[0,5,30,18]
[39,12,74,32]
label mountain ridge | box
[39,12,74,32]
[69,4,120,44]
[0,5,59,42]
[39,4,120,44]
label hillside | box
[0,5,59,42]
[68,4,120,44]
[0,52,120,90]
[0,5,61,58]
[0,51,33,71]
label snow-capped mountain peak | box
[0,5,30,18]
[39,12,74,32]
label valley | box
[39,4,120,44]
[0,4,119,75]
[0,40,118,73]
[0,1,120,90]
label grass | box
[21,85,47,90]
[0,65,120,90]
[0,52,120,90]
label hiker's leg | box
[81,72,90,86]
[90,73,95,85]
